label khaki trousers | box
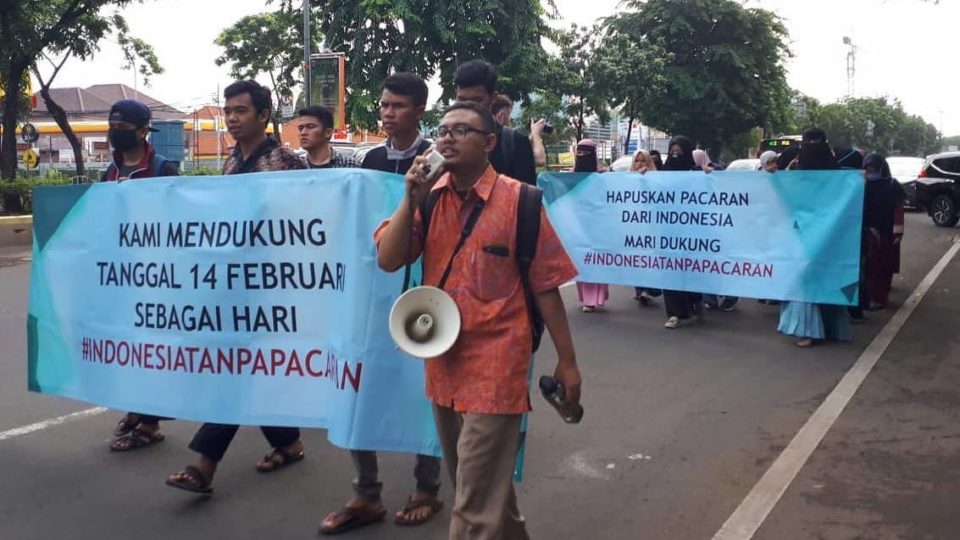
[433,404,530,540]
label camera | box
[542,123,554,135]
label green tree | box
[0,0,158,184]
[815,97,940,156]
[541,24,610,142]
[32,11,163,179]
[943,135,960,151]
[215,9,319,138]
[615,0,792,156]
[276,0,557,130]
[596,16,670,154]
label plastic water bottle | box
[539,375,583,424]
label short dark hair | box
[382,72,429,107]
[443,101,497,135]
[224,80,272,117]
[454,60,497,94]
[490,95,513,117]
[297,106,334,129]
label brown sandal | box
[165,465,213,494]
[394,495,444,526]
[319,505,387,535]
[113,414,140,437]
[109,428,164,452]
[255,446,304,473]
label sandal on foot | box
[165,465,213,495]
[395,496,444,526]
[319,506,387,535]
[109,428,164,452]
[113,414,140,437]
[255,446,304,473]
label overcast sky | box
[35,0,960,136]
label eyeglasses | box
[437,125,491,141]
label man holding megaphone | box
[375,100,582,540]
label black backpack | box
[420,182,546,352]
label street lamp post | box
[303,0,311,107]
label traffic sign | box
[21,123,39,144]
[22,148,38,169]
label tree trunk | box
[624,112,635,156]
[38,85,85,178]
[1,62,27,181]
[271,118,282,142]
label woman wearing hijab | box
[776,145,800,171]
[835,147,865,170]
[629,149,664,306]
[755,150,782,306]
[862,153,906,309]
[692,149,715,173]
[661,135,707,328]
[777,128,851,347]
[758,150,779,172]
[835,147,868,320]
[649,150,664,170]
[574,139,609,312]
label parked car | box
[886,156,925,209]
[915,151,960,227]
[725,158,760,171]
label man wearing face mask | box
[101,100,179,181]
[101,99,178,451]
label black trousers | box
[128,412,170,424]
[189,423,300,462]
[663,290,703,319]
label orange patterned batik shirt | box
[375,166,578,414]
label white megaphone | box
[389,286,461,358]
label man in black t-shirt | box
[319,72,444,536]
[454,60,537,185]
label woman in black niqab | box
[797,128,837,170]
[662,136,699,171]
[661,135,705,328]
[777,128,851,347]
[862,153,906,309]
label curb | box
[0,215,33,247]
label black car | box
[916,151,960,227]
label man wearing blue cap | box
[101,99,178,181]
[103,99,178,451]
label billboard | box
[308,53,346,131]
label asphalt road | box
[1,212,959,540]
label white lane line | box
[0,407,108,443]
[713,240,960,540]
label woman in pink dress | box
[574,139,609,312]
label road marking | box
[0,407,108,443]
[713,240,960,540]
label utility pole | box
[215,84,222,171]
[842,36,856,100]
[303,0,312,107]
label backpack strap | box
[403,188,444,291]
[150,153,170,177]
[419,188,444,244]
[516,183,544,351]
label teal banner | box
[539,170,864,305]
[28,170,440,456]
